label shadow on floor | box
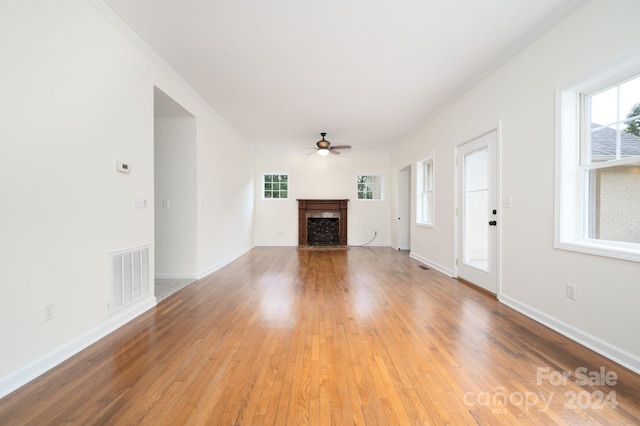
[155,279,197,303]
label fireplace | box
[297,199,348,246]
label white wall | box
[154,115,197,278]
[0,0,254,396]
[194,107,255,278]
[149,47,254,282]
[392,0,640,371]
[254,151,391,246]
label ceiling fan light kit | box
[314,132,351,156]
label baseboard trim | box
[500,294,640,375]
[256,242,393,248]
[197,245,254,279]
[348,241,389,247]
[409,252,454,277]
[0,296,156,399]
[254,242,298,247]
[155,273,199,280]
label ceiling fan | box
[312,133,351,156]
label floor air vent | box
[108,245,150,314]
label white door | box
[456,131,498,294]
[398,166,411,250]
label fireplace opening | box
[307,218,340,246]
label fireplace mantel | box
[297,199,348,246]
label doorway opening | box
[153,87,198,301]
[398,165,411,251]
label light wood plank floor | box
[1,247,639,424]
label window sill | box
[554,239,640,263]
[416,222,435,229]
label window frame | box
[555,64,640,262]
[416,154,435,227]
[356,174,383,200]
[262,173,289,200]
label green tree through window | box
[357,175,382,200]
[625,102,640,136]
[263,174,288,199]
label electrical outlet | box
[567,283,577,300]
[116,162,131,173]
[43,302,55,321]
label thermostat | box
[116,162,131,173]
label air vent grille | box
[108,246,150,314]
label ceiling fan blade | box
[307,149,318,155]
[330,145,351,150]
[329,149,341,155]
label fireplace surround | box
[297,199,348,246]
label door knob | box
[489,220,497,226]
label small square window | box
[263,174,288,199]
[357,175,382,200]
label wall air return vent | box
[108,245,150,315]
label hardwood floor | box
[1,247,639,424]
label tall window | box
[556,69,640,261]
[586,75,640,243]
[357,175,382,200]
[416,156,434,226]
[263,174,288,199]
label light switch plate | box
[133,198,147,208]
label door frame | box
[453,123,502,297]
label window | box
[357,175,382,200]
[556,69,640,261]
[263,174,288,199]
[416,155,434,226]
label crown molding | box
[85,0,248,143]
[394,0,588,149]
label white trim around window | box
[262,173,289,200]
[416,153,435,227]
[356,174,383,200]
[555,58,640,263]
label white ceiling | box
[101,0,583,152]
